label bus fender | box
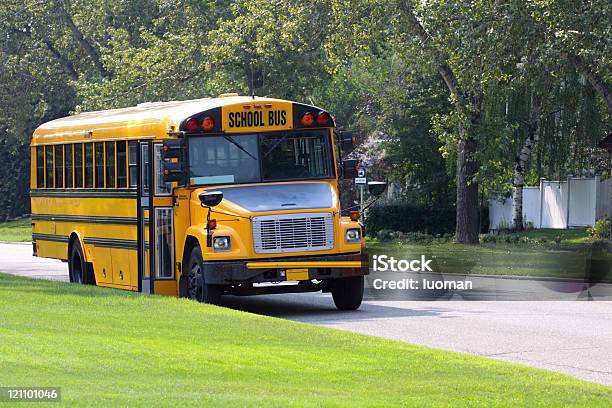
[68,231,89,263]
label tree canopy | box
[0,0,609,243]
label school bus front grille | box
[252,213,334,254]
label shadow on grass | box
[1,273,458,323]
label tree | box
[532,0,611,114]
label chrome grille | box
[252,213,334,254]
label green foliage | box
[587,218,611,240]
[484,228,590,247]
[397,232,454,245]
[481,234,497,244]
[0,0,610,222]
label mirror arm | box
[200,205,250,247]
[204,206,213,247]
[342,195,382,214]
[362,195,382,213]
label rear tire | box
[331,276,364,310]
[69,241,94,284]
[69,240,95,285]
[187,246,222,305]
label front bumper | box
[202,252,367,285]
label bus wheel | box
[187,246,222,305]
[69,241,95,285]
[331,276,364,311]
[69,241,85,284]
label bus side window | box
[128,141,137,189]
[36,147,44,188]
[55,145,64,189]
[85,143,93,188]
[106,141,116,188]
[95,142,104,188]
[65,144,73,189]
[75,144,83,188]
[45,145,54,188]
[117,141,127,188]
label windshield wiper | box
[262,133,291,159]
[223,135,257,160]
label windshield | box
[188,130,333,185]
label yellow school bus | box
[30,94,375,309]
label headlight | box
[346,228,361,243]
[212,236,231,251]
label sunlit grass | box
[1,273,610,406]
[0,218,31,242]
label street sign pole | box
[355,166,366,224]
[359,184,364,224]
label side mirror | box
[338,131,356,152]
[199,191,223,207]
[342,159,359,179]
[367,181,387,197]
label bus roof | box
[31,95,295,145]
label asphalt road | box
[1,242,611,386]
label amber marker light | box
[202,116,215,131]
[300,112,315,127]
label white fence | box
[489,177,611,230]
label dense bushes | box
[376,229,454,243]
[366,203,456,236]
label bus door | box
[137,141,176,295]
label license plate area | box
[285,268,309,281]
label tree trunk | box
[512,95,542,230]
[455,126,480,244]
[58,7,112,79]
[399,3,482,243]
[568,53,612,114]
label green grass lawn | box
[0,218,31,242]
[0,274,611,407]
[366,239,610,280]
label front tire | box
[331,276,364,310]
[187,246,222,305]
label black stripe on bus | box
[83,237,139,250]
[32,233,139,251]
[32,233,69,243]
[30,189,137,199]
[32,214,138,225]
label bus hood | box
[198,182,336,213]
